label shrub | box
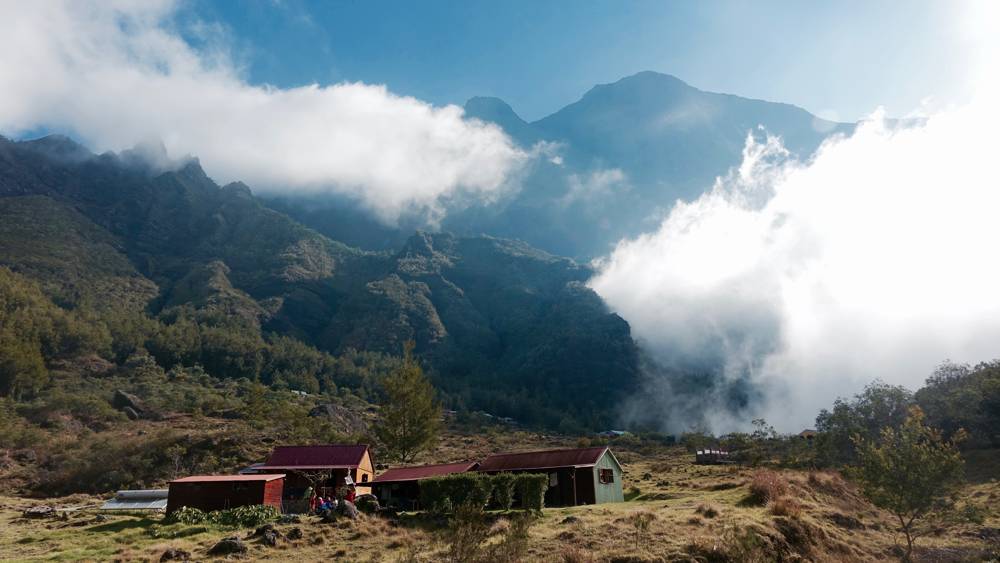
[492,473,517,511]
[165,505,279,528]
[421,473,494,513]
[627,510,656,549]
[514,473,547,512]
[769,496,802,518]
[694,503,719,518]
[749,470,788,505]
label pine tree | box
[374,342,441,463]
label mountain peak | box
[20,134,94,163]
[463,96,537,146]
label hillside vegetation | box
[0,134,640,431]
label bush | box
[514,473,547,512]
[165,504,279,528]
[422,473,541,514]
[749,470,788,505]
[769,496,802,518]
[492,473,516,511]
[421,473,493,513]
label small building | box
[477,446,624,506]
[166,474,284,514]
[255,444,375,512]
[101,489,168,512]
[694,449,731,464]
[371,461,479,510]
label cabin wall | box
[592,451,624,504]
[166,481,282,514]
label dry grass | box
[1,430,997,562]
[748,469,789,505]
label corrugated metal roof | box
[170,474,286,483]
[477,447,609,472]
[260,444,369,469]
[100,489,168,511]
[372,461,478,483]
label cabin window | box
[361,474,369,483]
[599,468,614,484]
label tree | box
[816,381,913,465]
[852,406,965,562]
[374,342,441,463]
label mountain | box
[273,72,852,259]
[452,71,853,258]
[0,134,639,429]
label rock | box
[355,494,380,514]
[320,509,337,523]
[261,529,279,547]
[112,390,146,416]
[338,500,359,520]
[23,505,55,518]
[159,548,190,561]
[93,514,107,523]
[560,516,580,525]
[253,523,277,537]
[287,527,303,540]
[207,536,247,556]
[278,514,301,524]
[122,407,140,420]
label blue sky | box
[183,0,973,122]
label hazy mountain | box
[273,72,851,259]
[451,71,853,258]
[0,134,639,429]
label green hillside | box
[0,135,640,430]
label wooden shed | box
[477,446,624,506]
[255,444,374,512]
[166,474,284,514]
[371,461,479,510]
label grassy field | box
[1,432,998,562]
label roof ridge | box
[486,446,607,457]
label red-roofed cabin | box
[371,461,479,510]
[255,445,374,511]
[477,446,624,506]
[166,474,284,514]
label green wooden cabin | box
[477,446,624,506]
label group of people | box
[307,481,357,514]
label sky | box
[185,0,975,122]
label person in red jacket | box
[344,484,356,504]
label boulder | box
[122,407,140,420]
[159,548,190,561]
[261,529,279,547]
[23,505,55,518]
[287,527,303,540]
[112,390,146,416]
[207,536,247,556]
[338,500,359,520]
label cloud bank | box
[0,1,526,223]
[590,81,1000,432]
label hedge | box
[514,473,547,512]
[492,473,517,511]
[419,472,547,513]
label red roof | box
[170,474,285,483]
[371,461,479,484]
[477,447,610,472]
[258,445,369,470]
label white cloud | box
[562,168,628,206]
[590,83,1000,432]
[0,1,526,223]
